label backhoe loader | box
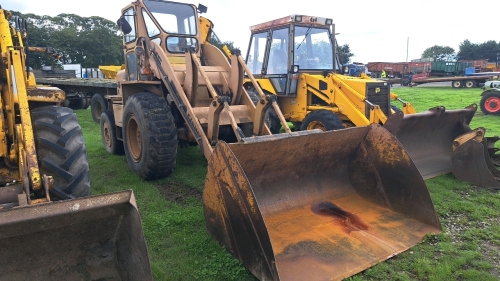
[242,14,499,187]
[0,7,152,280]
[104,1,441,280]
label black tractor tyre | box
[122,92,178,180]
[91,94,108,123]
[69,95,84,110]
[100,110,124,155]
[390,104,403,114]
[80,93,90,109]
[247,87,282,134]
[300,110,343,131]
[31,106,91,199]
[246,87,261,105]
[480,91,500,115]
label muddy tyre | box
[300,110,343,131]
[101,110,124,155]
[91,94,108,123]
[69,95,84,110]
[80,93,90,109]
[122,92,177,180]
[480,91,500,115]
[32,106,91,199]
[247,87,281,134]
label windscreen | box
[294,26,333,70]
[143,0,197,35]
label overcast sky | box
[3,0,497,63]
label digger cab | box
[245,15,336,96]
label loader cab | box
[245,15,335,96]
[118,0,203,81]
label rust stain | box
[311,201,369,234]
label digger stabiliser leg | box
[451,127,500,189]
[390,92,417,114]
[366,101,388,124]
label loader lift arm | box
[1,12,46,200]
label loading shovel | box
[204,124,441,281]
[0,190,152,281]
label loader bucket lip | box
[205,123,441,281]
[0,190,153,281]
[0,190,137,238]
[390,105,477,179]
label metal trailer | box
[35,77,117,122]
[410,73,500,88]
[367,62,410,78]
[430,61,471,76]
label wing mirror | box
[117,16,132,35]
[197,4,208,14]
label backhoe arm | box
[390,92,417,114]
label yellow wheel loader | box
[104,1,441,280]
[242,14,499,187]
[0,8,152,280]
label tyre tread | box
[32,106,90,199]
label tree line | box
[10,10,355,69]
[421,40,500,62]
[9,11,123,69]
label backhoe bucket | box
[386,105,477,179]
[0,190,152,281]
[451,133,500,189]
[204,124,441,281]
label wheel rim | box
[307,121,326,131]
[103,121,112,149]
[485,97,500,113]
[453,81,461,87]
[126,115,142,162]
[466,81,474,88]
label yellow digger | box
[240,14,499,188]
[103,1,441,280]
[0,7,152,279]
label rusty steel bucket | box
[385,104,477,179]
[451,128,500,189]
[203,124,442,281]
[0,190,152,281]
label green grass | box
[75,85,499,280]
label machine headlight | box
[294,15,302,22]
[326,18,333,25]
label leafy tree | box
[456,40,500,62]
[8,11,123,69]
[421,45,456,61]
[336,44,353,65]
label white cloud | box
[7,0,498,64]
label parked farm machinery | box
[91,1,445,280]
[0,7,153,280]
